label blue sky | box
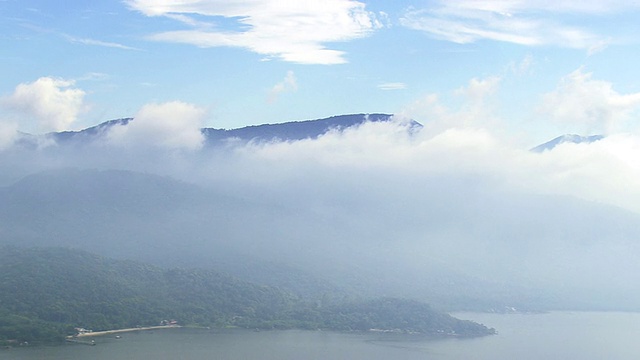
[2,0,640,145]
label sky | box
[2,0,640,144]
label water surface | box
[4,312,640,359]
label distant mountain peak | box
[201,113,416,144]
[531,134,604,153]
[50,118,132,142]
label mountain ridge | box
[33,113,404,146]
[531,134,605,152]
[13,113,602,153]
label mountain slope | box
[0,246,299,342]
[0,169,533,311]
[3,168,640,312]
[0,247,494,344]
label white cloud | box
[538,68,640,134]
[125,0,382,64]
[267,71,297,103]
[1,77,86,133]
[454,76,501,102]
[377,82,407,91]
[397,76,502,138]
[107,101,206,150]
[399,0,640,50]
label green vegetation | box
[0,246,494,344]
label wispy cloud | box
[125,0,383,64]
[268,71,297,103]
[76,72,110,81]
[400,0,640,51]
[506,54,534,76]
[64,35,141,51]
[398,76,501,136]
[377,82,407,91]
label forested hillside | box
[0,247,493,344]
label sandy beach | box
[74,325,181,337]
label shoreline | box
[71,325,181,338]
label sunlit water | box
[4,312,640,359]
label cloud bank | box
[126,0,382,64]
[3,68,640,215]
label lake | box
[4,312,640,359]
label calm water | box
[4,312,640,359]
